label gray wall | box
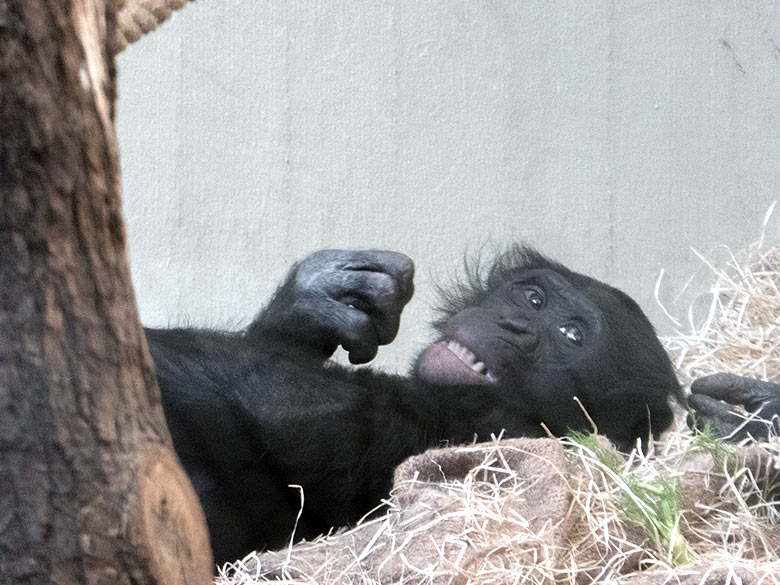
[117,1,780,373]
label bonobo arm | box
[688,373,780,440]
[247,250,415,364]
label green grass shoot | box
[566,430,690,565]
[689,419,735,469]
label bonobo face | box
[416,268,604,387]
[415,245,681,447]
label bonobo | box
[146,246,681,564]
[688,373,780,440]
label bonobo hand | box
[688,373,780,440]
[256,250,415,364]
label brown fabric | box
[229,438,780,584]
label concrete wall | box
[117,1,780,373]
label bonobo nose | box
[498,317,532,335]
[497,318,539,350]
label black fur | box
[688,373,780,440]
[147,247,681,564]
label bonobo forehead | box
[488,248,648,327]
[433,245,651,336]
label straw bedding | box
[219,240,780,585]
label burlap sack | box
[225,438,779,584]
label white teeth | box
[445,340,492,379]
[448,341,476,365]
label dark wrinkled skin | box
[688,372,780,440]
[146,247,682,564]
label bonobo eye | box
[558,324,583,346]
[522,287,545,310]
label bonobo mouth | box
[416,339,498,386]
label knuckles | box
[297,249,414,303]
[292,249,415,357]
[688,373,780,440]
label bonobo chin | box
[145,246,682,564]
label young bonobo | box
[146,247,681,564]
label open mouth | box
[444,340,495,381]
[417,338,497,385]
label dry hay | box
[218,435,780,585]
[660,204,780,386]
[219,230,780,585]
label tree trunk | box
[0,2,212,583]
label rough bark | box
[0,1,212,583]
